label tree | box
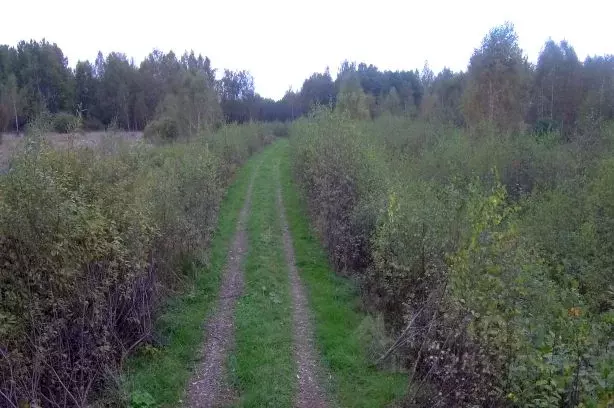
[335,75,370,120]
[96,52,137,128]
[382,86,402,115]
[580,55,614,124]
[421,61,435,92]
[335,61,423,115]
[421,68,465,125]
[75,61,98,119]
[132,91,148,131]
[463,23,530,133]
[530,40,583,135]
[219,70,255,123]
[13,40,74,117]
[0,74,22,132]
[384,70,423,113]
[300,70,335,112]
[6,74,20,132]
[281,88,302,119]
[357,63,385,96]
[179,69,221,132]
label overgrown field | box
[290,110,614,407]
[0,118,273,407]
[0,130,143,169]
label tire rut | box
[185,167,258,408]
[276,170,329,408]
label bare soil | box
[276,174,329,408]
[185,169,256,408]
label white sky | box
[2,0,612,100]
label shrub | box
[143,116,179,142]
[290,112,614,407]
[0,119,272,407]
[129,390,156,408]
[82,116,105,131]
[270,121,290,137]
[52,112,82,133]
[207,122,272,172]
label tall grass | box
[290,109,614,407]
[0,117,272,407]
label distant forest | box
[0,23,613,137]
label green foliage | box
[269,121,290,137]
[122,154,262,407]
[420,68,466,125]
[290,110,614,406]
[336,76,371,120]
[279,140,407,407]
[144,116,179,142]
[299,70,335,112]
[52,112,81,133]
[129,390,156,408]
[0,118,272,407]
[207,122,274,171]
[382,87,403,116]
[530,40,583,137]
[2,30,614,130]
[463,22,530,134]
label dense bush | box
[52,112,82,133]
[0,120,272,407]
[269,121,290,138]
[82,116,105,131]
[290,110,614,407]
[209,122,274,169]
[143,116,179,142]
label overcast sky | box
[2,0,612,100]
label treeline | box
[2,26,612,138]
[281,64,423,120]
[0,39,294,133]
[292,23,613,140]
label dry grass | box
[0,131,143,169]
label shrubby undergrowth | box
[0,118,272,407]
[291,109,614,407]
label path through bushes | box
[184,142,404,407]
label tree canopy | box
[0,26,613,136]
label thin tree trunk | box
[550,78,554,122]
[13,100,18,134]
[599,77,605,118]
[489,80,494,123]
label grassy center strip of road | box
[122,152,263,407]
[230,142,295,407]
[278,139,408,408]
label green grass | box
[121,153,263,407]
[121,139,406,407]
[278,139,408,407]
[230,142,295,407]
